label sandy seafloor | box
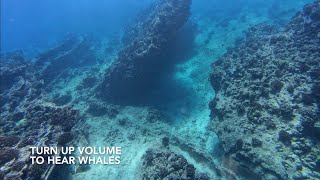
[34,1,312,179]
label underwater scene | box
[1,0,320,179]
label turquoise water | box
[0,0,315,179]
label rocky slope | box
[34,35,95,85]
[209,1,320,179]
[98,0,191,104]
[0,48,82,179]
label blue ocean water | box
[1,0,309,56]
[1,0,318,179]
[1,0,154,56]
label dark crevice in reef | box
[209,1,320,179]
[97,0,192,105]
[133,21,199,108]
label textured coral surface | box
[1,0,318,179]
[99,0,191,103]
[0,49,81,179]
[209,1,320,179]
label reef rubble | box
[209,1,320,179]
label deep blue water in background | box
[1,0,154,56]
[1,0,311,57]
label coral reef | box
[98,0,191,103]
[0,136,20,147]
[140,148,210,179]
[35,35,95,84]
[0,43,81,179]
[2,0,318,179]
[209,1,320,179]
[0,103,80,179]
[0,51,42,117]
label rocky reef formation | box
[35,35,95,85]
[0,48,81,179]
[209,1,320,179]
[1,51,43,120]
[140,148,210,179]
[98,0,191,103]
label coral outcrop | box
[209,1,320,179]
[140,148,210,179]
[0,45,81,179]
[98,0,191,103]
[35,35,95,84]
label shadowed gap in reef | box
[110,21,198,108]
